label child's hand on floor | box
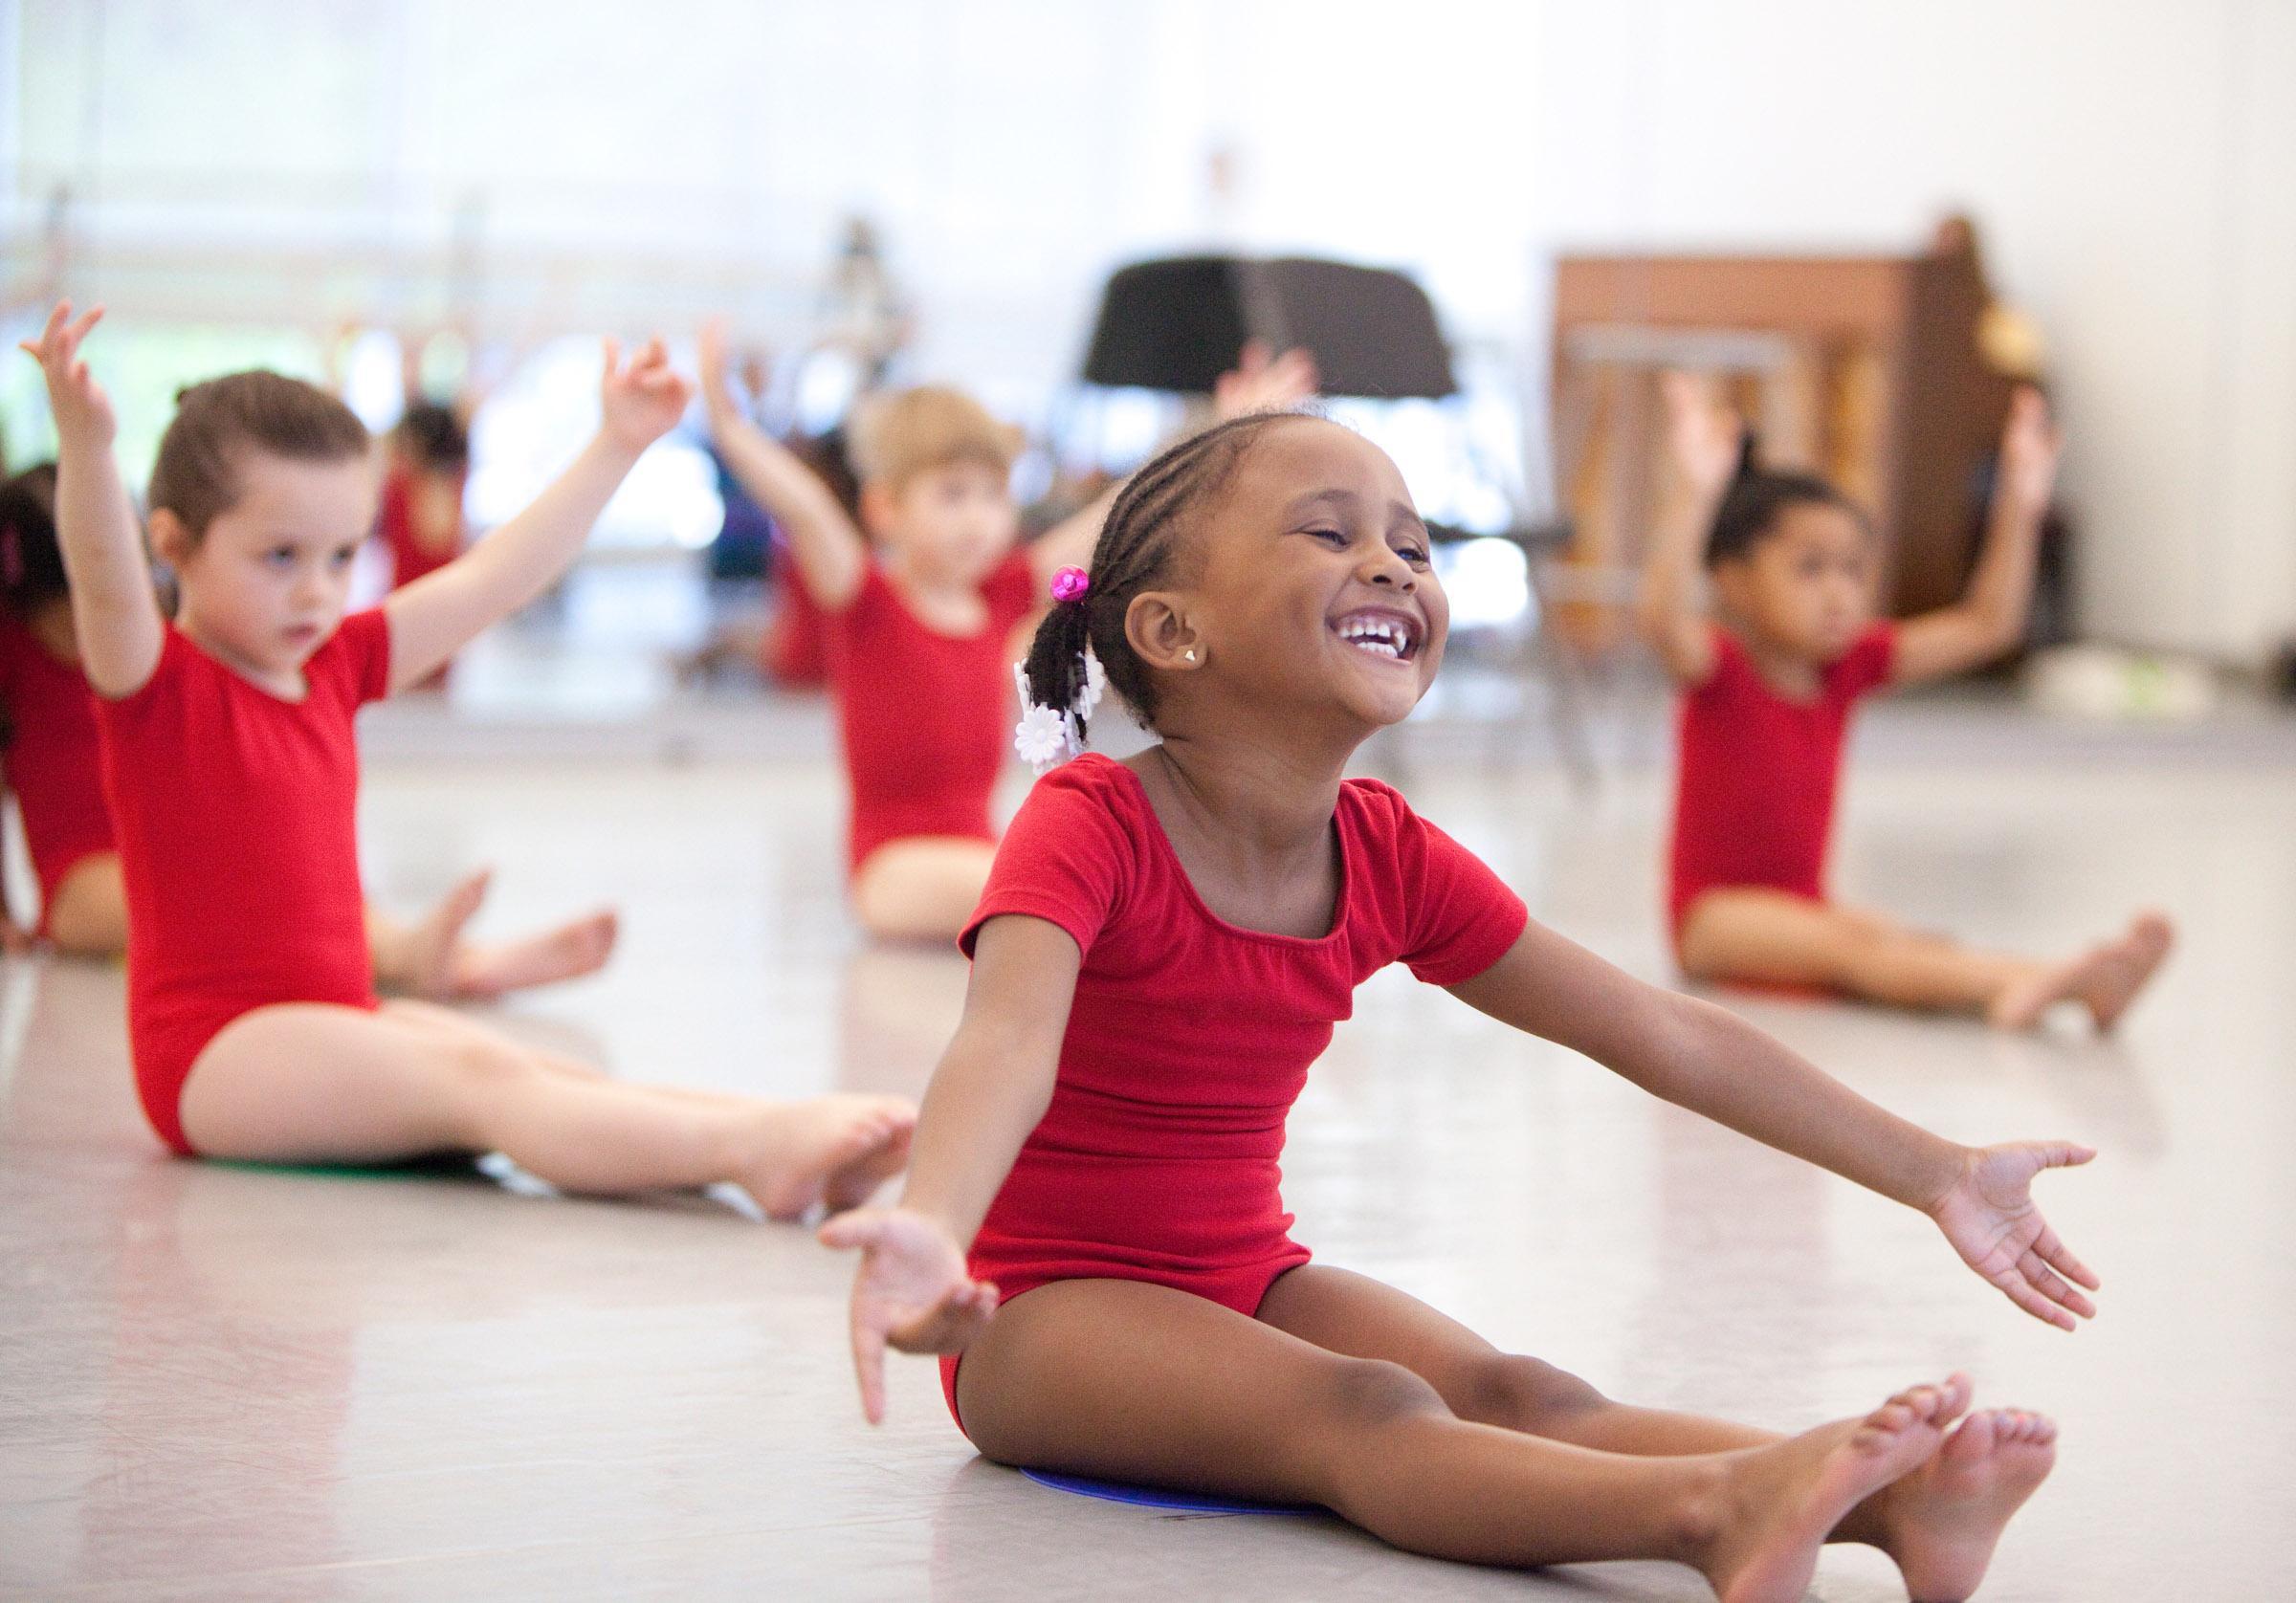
[19,303,117,445]
[1661,369,1741,504]
[820,1205,1000,1424]
[597,335,693,454]
[1214,339,1319,421]
[1926,1141,2101,1330]
[1994,385,2061,522]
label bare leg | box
[1260,1264,2057,1595]
[955,1275,1963,1598]
[176,1002,914,1217]
[41,853,128,958]
[376,1000,914,1209]
[365,869,619,1001]
[850,837,998,944]
[1678,889,2172,1029]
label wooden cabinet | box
[1550,233,2019,646]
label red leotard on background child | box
[1639,374,2171,1030]
[823,409,2099,1602]
[23,301,911,1211]
[696,321,1314,942]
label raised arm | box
[382,336,690,691]
[817,913,1078,1421]
[1448,920,2102,1331]
[1889,386,2058,687]
[1635,371,1738,686]
[18,305,164,699]
[1027,340,1320,583]
[696,320,869,610]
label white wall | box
[1522,0,2296,659]
[11,0,2294,657]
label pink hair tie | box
[1049,566,1091,604]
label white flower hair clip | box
[1012,568,1107,774]
[1013,663,1077,773]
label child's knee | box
[445,1031,542,1091]
[1317,1356,1450,1436]
[1459,1352,1607,1430]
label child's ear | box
[146,507,193,568]
[1124,591,1205,672]
[857,481,898,542]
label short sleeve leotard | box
[939,754,1530,1432]
[826,552,1038,876]
[94,611,394,1155]
[1667,622,1896,940]
[0,613,116,934]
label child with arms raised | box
[22,303,910,1207]
[826,410,2093,1600]
[1641,375,2170,1029]
[697,323,1310,940]
[1,461,616,993]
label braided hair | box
[1705,433,1868,567]
[1023,410,1303,742]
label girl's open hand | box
[818,1206,999,1424]
[1928,1141,2100,1330]
[19,303,117,446]
[1995,385,2061,521]
[1213,339,1318,421]
[1661,369,1743,502]
[597,336,693,453]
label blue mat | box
[1020,1467,1320,1517]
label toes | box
[1943,1409,2001,1464]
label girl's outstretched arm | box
[1888,386,2058,686]
[1448,920,2102,1330]
[695,319,870,611]
[383,337,690,691]
[1635,371,1735,687]
[17,305,163,699]
[819,912,1078,1422]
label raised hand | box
[818,1206,999,1424]
[18,303,118,446]
[1213,339,1318,421]
[1994,385,2061,522]
[1928,1141,2101,1330]
[1661,369,1744,503]
[695,318,743,419]
[597,336,693,454]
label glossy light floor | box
[3,708,2291,1600]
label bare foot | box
[449,910,621,1000]
[397,869,494,1000]
[1986,911,2173,1031]
[742,1096,918,1221]
[1695,1376,1969,1603]
[1877,1407,2058,1602]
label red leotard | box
[827,552,1038,875]
[938,754,1530,1432]
[0,613,117,934]
[376,463,463,589]
[94,612,393,1155]
[1667,622,1896,940]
